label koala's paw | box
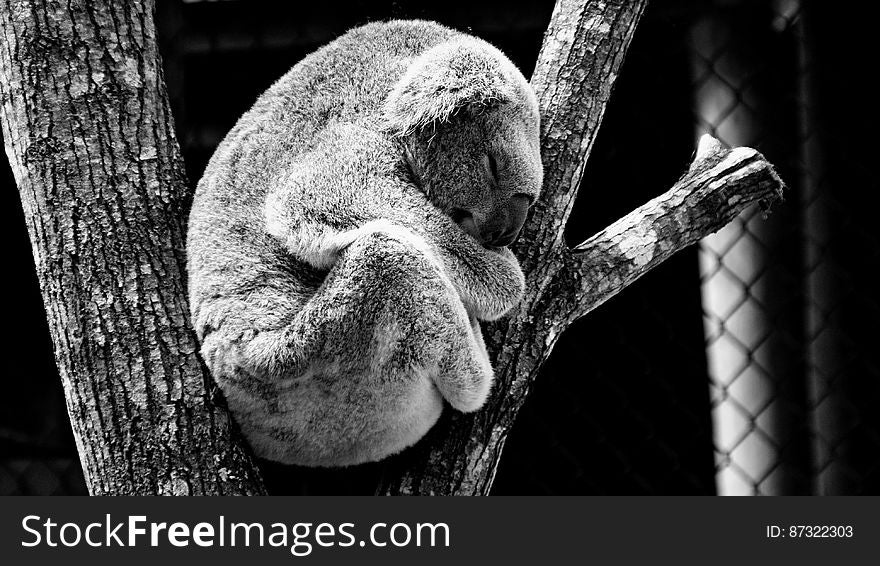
[442,357,493,413]
[462,246,526,321]
[201,327,298,383]
[199,331,248,380]
[432,307,495,413]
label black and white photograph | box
[1,0,877,508]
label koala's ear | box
[383,39,517,136]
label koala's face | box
[407,101,542,248]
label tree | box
[0,0,783,496]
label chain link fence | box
[2,0,877,495]
[692,0,810,495]
[692,0,879,495]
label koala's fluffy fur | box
[186,20,542,466]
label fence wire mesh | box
[1,0,877,495]
[692,0,879,495]
[692,0,810,495]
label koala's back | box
[187,20,457,337]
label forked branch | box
[554,134,786,326]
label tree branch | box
[523,0,648,263]
[557,135,786,325]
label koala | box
[186,20,542,467]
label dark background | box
[2,0,877,495]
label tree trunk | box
[0,0,265,495]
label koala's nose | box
[483,194,531,248]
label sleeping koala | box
[186,20,542,467]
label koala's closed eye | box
[487,153,499,182]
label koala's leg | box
[334,227,494,413]
[206,228,492,465]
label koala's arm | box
[269,193,525,322]
[265,142,526,322]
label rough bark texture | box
[377,1,785,495]
[0,0,265,494]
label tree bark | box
[0,0,265,494]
